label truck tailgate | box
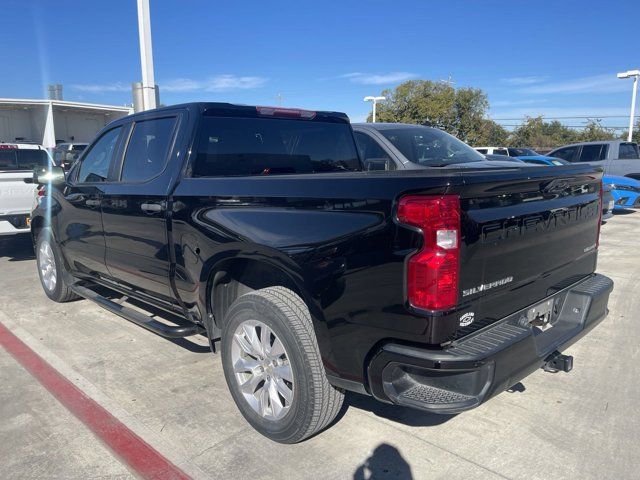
[452,166,602,335]
[0,171,37,215]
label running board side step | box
[69,283,205,338]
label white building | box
[0,98,133,149]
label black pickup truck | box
[31,103,613,443]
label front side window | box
[378,126,484,166]
[618,143,639,159]
[77,127,121,183]
[579,144,606,162]
[552,146,577,161]
[475,148,488,154]
[120,117,176,182]
[193,117,360,176]
[493,148,509,156]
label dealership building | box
[0,91,132,149]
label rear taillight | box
[397,195,461,311]
[596,180,603,249]
[38,186,45,197]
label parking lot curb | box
[0,311,211,480]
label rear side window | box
[619,143,639,159]
[120,117,176,182]
[493,148,508,156]
[193,117,360,177]
[0,148,50,171]
[579,144,607,162]
[552,146,577,161]
[72,144,87,152]
[77,127,122,183]
[354,132,395,170]
[475,148,488,154]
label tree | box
[619,118,640,143]
[508,116,579,149]
[577,119,617,142]
[368,80,489,144]
[476,119,509,146]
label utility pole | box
[617,69,640,141]
[364,96,385,123]
[137,0,157,110]
[440,74,455,86]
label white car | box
[474,146,509,155]
[0,143,51,236]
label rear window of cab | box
[192,116,360,176]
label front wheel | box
[36,228,79,303]
[221,287,344,443]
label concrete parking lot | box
[0,212,638,480]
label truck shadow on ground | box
[353,443,413,480]
[342,391,455,428]
[0,234,35,262]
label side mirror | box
[364,158,391,171]
[33,166,65,185]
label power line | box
[492,115,640,120]
[499,124,630,130]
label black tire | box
[35,228,79,303]
[221,286,344,443]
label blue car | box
[507,148,567,165]
[515,155,569,167]
[603,175,640,210]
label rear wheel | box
[221,286,344,443]
[36,229,79,303]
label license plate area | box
[527,299,555,332]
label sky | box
[2,0,639,130]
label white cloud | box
[161,78,201,92]
[71,82,130,93]
[340,72,417,85]
[162,75,268,92]
[72,75,267,94]
[491,99,547,107]
[500,76,547,85]
[517,74,629,95]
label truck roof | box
[556,139,638,148]
[122,102,351,124]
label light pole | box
[364,96,385,123]
[617,69,640,142]
[137,0,157,110]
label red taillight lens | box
[397,195,461,311]
[38,186,46,197]
[596,180,603,249]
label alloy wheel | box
[230,319,294,420]
[38,239,57,292]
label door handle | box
[141,202,164,213]
[85,199,101,207]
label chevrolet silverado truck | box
[30,103,613,443]
[0,143,51,236]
